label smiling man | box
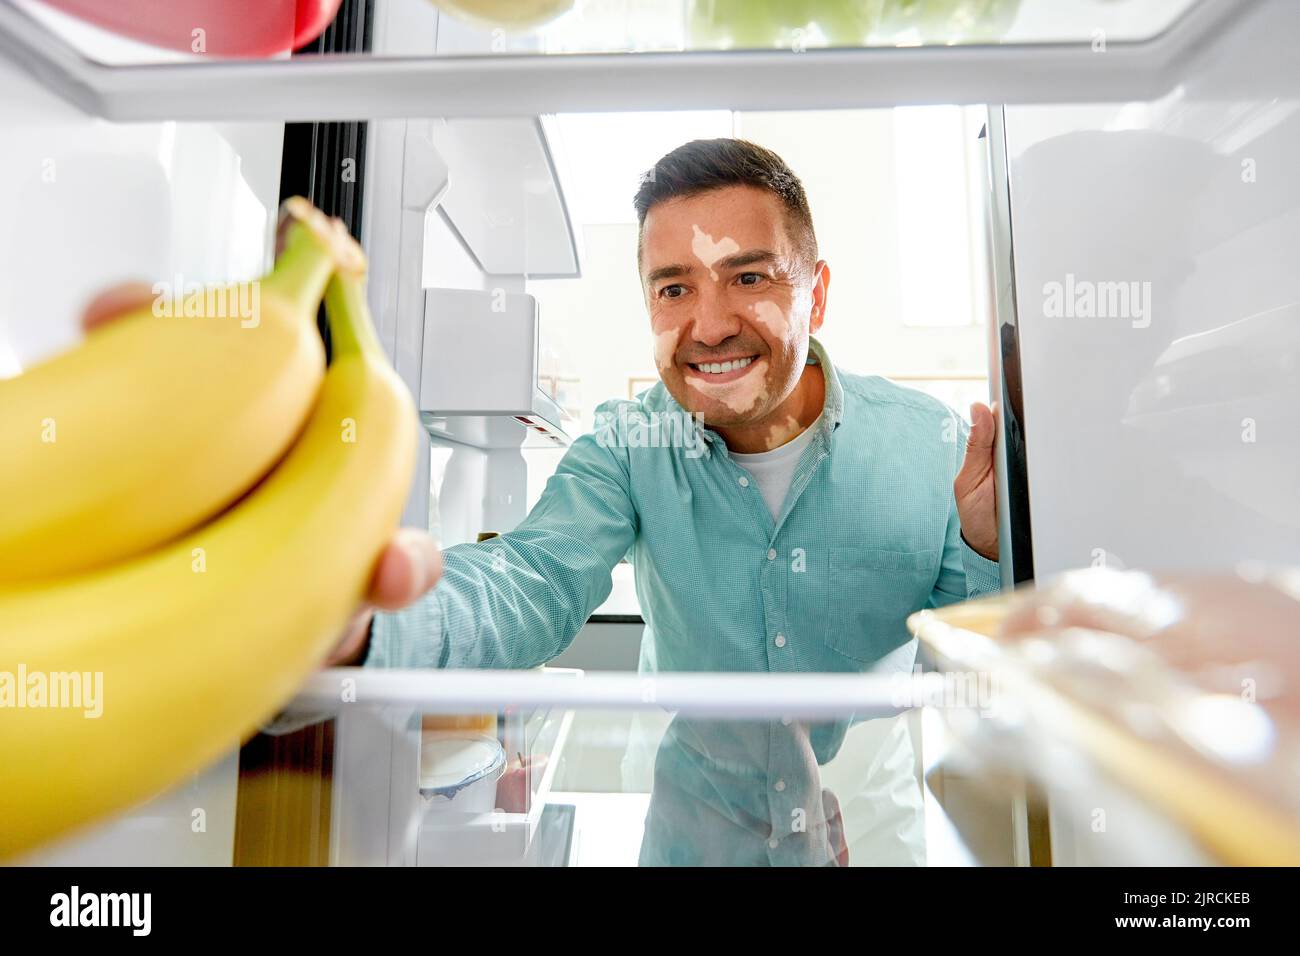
[358,138,1002,865]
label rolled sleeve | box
[366,590,447,670]
[959,535,1002,597]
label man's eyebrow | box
[645,263,693,285]
[714,249,779,271]
[645,249,780,286]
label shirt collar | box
[681,335,843,454]
[807,335,845,433]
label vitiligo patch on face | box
[752,299,792,341]
[691,224,740,281]
[653,325,682,373]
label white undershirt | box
[729,423,819,522]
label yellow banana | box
[0,197,358,583]
[0,264,416,859]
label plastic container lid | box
[419,732,506,799]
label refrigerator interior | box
[0,0,1296,867]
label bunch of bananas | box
[0,198,416,858]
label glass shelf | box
[283,666,911,718]
[0,0,1257,121]
[282,664,1266,866]
[17,0,1211,63]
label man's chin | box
[664,380,766,428]
[678,402,753,430]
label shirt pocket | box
[822,547,940,664]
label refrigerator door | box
[994,0,1300,864]
[978,106,1035,588]
[1002,2,1300,575]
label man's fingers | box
[330,530,441,664]
[368,528,443,611]
[326,610,376,666]
[81,282,157,332]
[954,402,997,493]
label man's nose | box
[689,288,742,348]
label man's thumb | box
[967,402,996,451]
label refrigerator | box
[1,0,1297,867]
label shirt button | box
[774,779,786,792]
[767,548,777,560]
[774,634,786,648]
[768,838,779,850]
[738,475,749,488]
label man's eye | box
[737,272,766,286]
[660,284,686,299]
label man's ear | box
[809,260,830,334]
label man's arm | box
[365,426,638,671]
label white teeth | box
[694,356,755,375]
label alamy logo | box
[595,406,707,459]
[890,668,1001,718]
[50,886,151,936]
[152,276,261,328]
[1042,273,1151,328]
[0,664,102,718]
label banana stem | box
[259,219,339,316]
[324,270,383,361]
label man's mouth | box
[684,354,761,384]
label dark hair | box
[633,138,817,275]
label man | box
[349,139,1000,864]
[342,137,1000,659]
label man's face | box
[639,185,825,428]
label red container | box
[38,0,345,57]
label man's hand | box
[954,401,999,562]
[81,284,442,667]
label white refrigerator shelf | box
[0,0,1260,122]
